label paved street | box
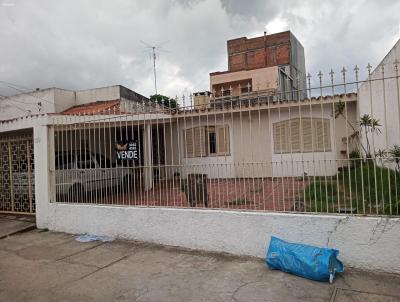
[0,216,399,301]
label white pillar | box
[34,124,55,229]
[143,123,153,191]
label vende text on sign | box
[115,140,139,161]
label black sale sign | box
[115,140,139,161]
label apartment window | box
[273,118,331,153]
[241,86,252,94]
[222,90,231,96]
[184,126,230,158]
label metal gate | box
[0,135,35,214]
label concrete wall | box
[44,204,400,274]
[358,39,400,154]
[0,88,56,120]
[75,86,121,105]
[0,88,79,121]
[54,89,76,113]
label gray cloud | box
[0,0,399,99]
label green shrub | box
[302,181,339,212]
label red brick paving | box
[90,178,309,212]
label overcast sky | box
[0,0,399,98]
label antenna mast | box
[141,40,169,96]
[151,46,157,94]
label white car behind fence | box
[55,151,136,202]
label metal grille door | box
[0,136,35,214]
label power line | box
[0,98,32,114]
[0,81,53,106]
[0,81,70,111]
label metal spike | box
[317,71,323,87]
[329,69,334,85]
[367,63,372,75]
[341,67,347,82]
[354,65,359,82]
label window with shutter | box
[273,118,331,153]
[184,126,230,158]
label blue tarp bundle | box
[266,236,344,282]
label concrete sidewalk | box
[0,229,399,301]
[0,214,36,239]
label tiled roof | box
[62,99,121,115]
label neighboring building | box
[209,31,307,103]
[0,85,151,121]
[358,39,400,156]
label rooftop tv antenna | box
[140,40,169,95]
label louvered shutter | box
[302,119,313,152]
[217,126,230,155]
[323,120,331,150]
[194,127,207,157]
[313,119,331,151]
[184,129,194,158]
[273,123,282,153]
[274,122,289,153]
[314,119,324,151]
[290,119,301,152]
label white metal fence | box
[52,62,400,216]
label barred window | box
[273,118,331,153]
[184,125,230,158]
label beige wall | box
[231,111,272,177]
[210,66,278,96]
